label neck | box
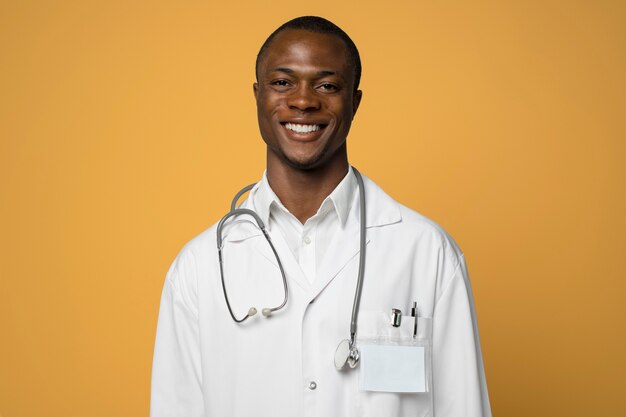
[266,151,349,224]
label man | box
[151,16,491,417]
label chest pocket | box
[355,311,433,417]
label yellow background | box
[1,1,625,415]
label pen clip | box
[391,308,402,327]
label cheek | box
[331,97,354,119]
[259,100,282,122]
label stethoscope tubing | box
[217,207,289,322]
[349,167,366,347]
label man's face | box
[254,29,362,170]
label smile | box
[282,122,325,134]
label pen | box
[411,301,418,338]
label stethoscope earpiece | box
[245,307,273,318]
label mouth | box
[280,122,328,136]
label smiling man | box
[151,16,491,417]
[253,22,362,224]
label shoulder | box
[363,174,463,261]
[161,223,218,308]
[167,181,262,279]
[398,203,463,259]
[181,223,219,258]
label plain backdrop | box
[1,1,625,416]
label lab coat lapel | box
[251,227,311,292]
[310,216,369,299]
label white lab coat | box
[151,173,491,417]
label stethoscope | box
[216,167,366,371]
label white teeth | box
[285,123,321,133]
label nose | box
[287,84,321,112]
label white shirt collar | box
[253,166,357,228]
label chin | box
[280,150,328,171]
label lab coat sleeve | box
[150,258,204,417]
[432,254,491,417]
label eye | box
[318,83,339,92]
[271,79,291,88]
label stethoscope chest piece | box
[334,339,360,370]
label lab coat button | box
[303,236,311,245]
[308,381,317,390]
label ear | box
[352,89,363,118]
[253,82,259,100]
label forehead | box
[259,29,351,75]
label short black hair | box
[255,16,362,93]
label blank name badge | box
[359,345,426,392]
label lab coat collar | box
[223,168,402,243]
[357,172,403,229]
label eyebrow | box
[271,67,338,77]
